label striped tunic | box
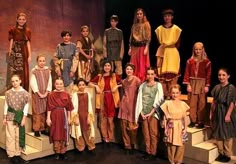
[30,66,52,114]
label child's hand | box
[128,48,131,56]
[164,128,168,136]
[111,86,118,92]
[43,92,49,98]
[2,118,7,126]
[70,71,74,78]
[182,128,187,135]
[46,119,52,127]
[144,47,148,55]
[74,117,80,126]
[86,55,93,59]
[187,85,192,92]
[28,56,31,63]
[204,86,209,93]
[225,114,231,123]
[145,113,151,119]
[21,119,26,126]
[87,118,90,125]
[57,71,62,77]
[141,113,146,120]
[95,85,102,94]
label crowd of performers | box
[2,8,236,164]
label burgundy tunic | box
[78,93,89,131]
[8,27,31,91]
[47,91,73,143]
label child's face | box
[146,69,155,81]
[218,69,230,84]
[37,56,46,68]
[194,44,203,57]
[125,66,134,76]
[17,15,26,27]
[63,33,71,43]
[103,63,112,73]
[163,14,173,24]
[78,81,86,92]
[11,76,21,88]
[110,19,118,28]
[136,10,144,21]
[55,79,64,91]
[171,88,180,100]
[81,28,89,37]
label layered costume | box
[90,73,121,142]
[103,27,124,76]
[211,83,236,158]
[183,56,211,125]
[8,27,31,91]
[30,65,52,133]
[4,87,30,157]
[47,91,73,154]
[71,92,95,151]
[73,36,95,82]
[135,81,164,156]
[155,24,182,97]
[160,100,189,163]
[129,21,151,82]
[118,76,141,150]
[54,42,77,93]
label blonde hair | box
[169,84,181,93]
[80,25,89,32]
[191,42,208,60]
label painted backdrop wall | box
[0,0,105,92]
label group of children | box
[3,9,236,164]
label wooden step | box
[185,139,218,163]
[187,127,212,146]
[21,136,75,161]
[25,132,53,151]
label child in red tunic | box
[89,60,121,146]
[46,78,73,160]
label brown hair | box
[125,63,135,72]
[110,15,119,22]
[133,8,148,24]
[11,74,22,80]
[36,54,46,61]
[16,12,27,29]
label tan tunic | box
[161,100,189,146]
